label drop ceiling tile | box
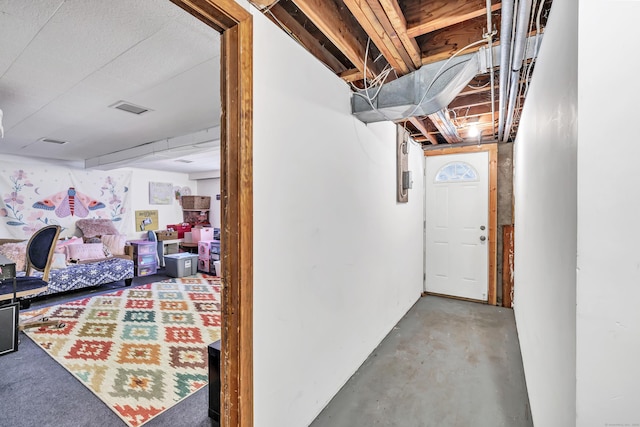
[0,1,66,25]
[99,20,218,89]
[0,0,222,174]
[0,91,43,128]
[23,1,176,74]
[0,12,41,76]
[130,58,220,122]
[0,70,73,121]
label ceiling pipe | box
[428,109,463,143]
[497,0,514,141]
[503,0,533,141]
[485,0,497,140]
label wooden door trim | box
[424,144,498,305]
[170,1,253,425]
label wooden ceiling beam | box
[344,0,412,74]
[407,116,438,145]
[376,0,422,68]
[450,99,497,110]
[448,91,498,109]
[460,83,496,96]
[458,116,497,138]
[291,0,381,77]
[450,104,494,118]
[250,0,279,9]
[419,14,493,66]
[339,68,365,82]
[403,0,501,39]
[267,4,347,74]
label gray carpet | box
[0,273,219,427]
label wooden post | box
[502,224,514,308]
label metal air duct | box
[352,49,486,123]
[352,35,541,126]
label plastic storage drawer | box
[136,265,157,276]
[138,253,157,266]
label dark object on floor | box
[209,340,221,421]
[0,254,19,355]
[0,301,19,355]
[0,225,65,334]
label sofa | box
[0,239,134,302]
[30,254,134,297]
[0,223,135,303]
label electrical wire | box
[467,80,491,89]
[522,0,546,98]
[257,0,281,13]
[359,37,396,122]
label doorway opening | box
[171,1,253,425]
[424,144,497,304]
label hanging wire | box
[351,37,396,122]
[523,0,547,98]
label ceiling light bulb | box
[468,123,479,138]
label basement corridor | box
[310,296,532,427]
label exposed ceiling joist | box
[251,0,280,8]
[404,0,501,38]
[291,0,381,77]
[249,0,552,146]
[268,4,347,73]
[344,0,413,74]
[407,116,439,145]
[339,68,365,82]
[449,92,497,109]
[450,106,495,120]
[461,81,497,95]
[378,0,422,68]
[418,14,493,65]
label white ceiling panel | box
[26,1,178,72]
[0,1,66,24]
[99,23,219,89]
[0,0,221,173]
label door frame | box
[424,144,498,305]
[170,1,253,425]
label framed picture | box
[149,182,174,205]
[135,210,159,232]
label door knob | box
[480,236,486,241]
[480,225,486,230]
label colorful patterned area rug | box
[22,274,221,427]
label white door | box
[425,151,489,301]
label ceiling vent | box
[110,101,152,115]
[39,137,68,145]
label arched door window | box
[434,162,479,182]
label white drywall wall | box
[512,0,577,425]
[577,2,640,424]
[251,8,424,427]
[129,169,196,239]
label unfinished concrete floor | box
[310,295,531,427]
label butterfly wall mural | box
[0,167,131,239]
[33,187,106,218]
